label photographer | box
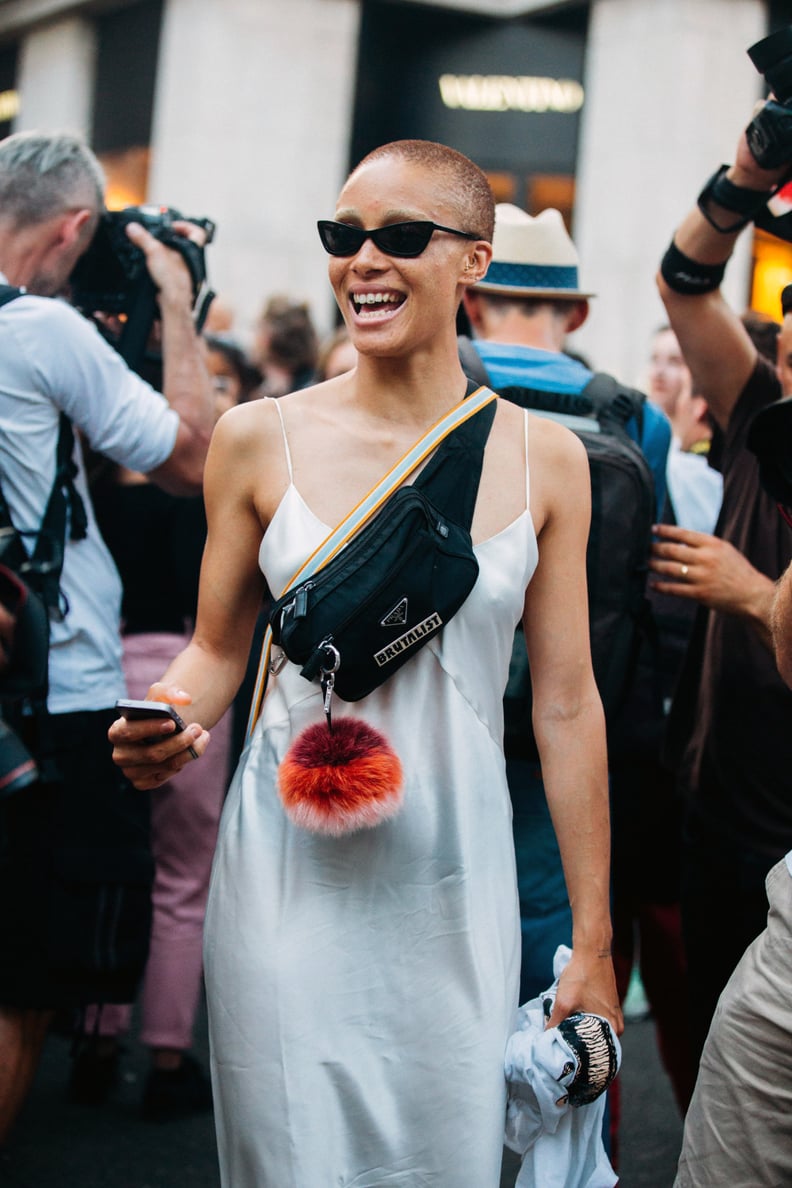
[649,82,792,1075]
[0,131,214,1143]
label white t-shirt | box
[666,440,724,535]
[0,279,179,713]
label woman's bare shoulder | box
[496,400,588,469]
[206,397,290,519]
[526,410,588,467]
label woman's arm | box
[109,400,281,788]
[523,420,622,1033]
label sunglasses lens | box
[374,223,434,257]
[317,220,437,257]
[318,222,363,256]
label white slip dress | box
[203,406,539,1187]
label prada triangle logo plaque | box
[380,597,408,628]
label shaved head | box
[348,140,494,242]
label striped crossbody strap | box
[245,383,497,740]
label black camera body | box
[746,26,792,170]
[745,26,792,244]
[70,205,214,315]
[69,204,215,375]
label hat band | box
[483,261,580,291]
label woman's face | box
[327,156,489,361]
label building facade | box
[0,0,787,384]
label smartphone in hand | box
[115,698,199,760]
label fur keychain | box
[277,648,403,837]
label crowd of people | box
[0,76,791,1188]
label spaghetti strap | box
[523,409,530,512]
[270,397,294,483]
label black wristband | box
[660,240,726,295]
[697,164,775,233]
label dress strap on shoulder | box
[270,397,294,483]
[523,409,531,513]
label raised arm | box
[130,220,215,495]
[522,419,621,1033]
[657,104,789,430]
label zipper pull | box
[294,582,312,619]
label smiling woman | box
[109,138,620,1188]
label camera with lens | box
[69,204,216,377]
[745,26,792,243]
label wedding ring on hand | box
[680,563,689,577]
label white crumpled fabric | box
[504,945,621,1188]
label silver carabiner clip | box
[319,641,341,676]
[319,642,341,730]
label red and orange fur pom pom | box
[277,717,404,837]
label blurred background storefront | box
[0,0,789,384]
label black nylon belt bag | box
[269,394,496,703]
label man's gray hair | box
[0,131,105,227]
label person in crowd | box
[109,138,621,1187]
[648,325,723,534]
[251,293,318,397]
[742,307,781,364]
[649,95,792,1068]
[461,205,670,515]
[674,540,792,1187]
[647,323,691,421]
[459,204,670,1006]
[203,332,263,414]
[0,131,214,1143]
[315,323,357,381]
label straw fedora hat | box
[474,204,595,300]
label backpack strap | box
[457,332,648,445]
[583,371,646,441]
[32,413,88,620]
[499,383,599,420]
[0,286,87,620]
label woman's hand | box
[108,682,211,791]
[545,947,624,1036]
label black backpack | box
[457,337,657,757]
